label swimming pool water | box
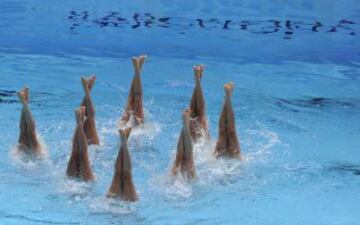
[0,1,359,224]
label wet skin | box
[214,82,241,159]
[81,76,100,145]
[172,109,196,179]
[17,86,42,155]
[189,65,209,141]
[121,55,147,127]
[107,127,138,202]
[66,106,95,181]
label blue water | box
[0,1,360,224]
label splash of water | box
[150,124,280,200]
[88,197,137,215]
[9,134,50,168]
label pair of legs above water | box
[66,107,95,181]
[189,65,209,141]
[107,127,138,202]
[17,86,42,155]
[121,55,147,127]
[81,76,100,145]
[214,82,241,158]
[172,109,196,179]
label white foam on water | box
[244,125,280,164]
[102,107,161,146]
[58,178,93,197]
[95,114,161,159]
[100,118,119,136]
[37,134,49,156]
[9,148,45,168]
[192,138,243,185]
[117,114,161,148]
[88,197,137,215]
[164,80,192,88]
[149,171,194,200]
[165,175,194,199]
[9,134,50,169]
[127,120,161,138]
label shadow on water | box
[0,89,17,104]
[328,163,360,176]
[0,212,80,225]
[67,11,357,38]
[274,97,358,113]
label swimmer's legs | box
[107,128,137,201]
[172,109,196,179]
[17,87,41,154]
[81,77,100,145]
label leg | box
[17,89,41,154]
[81,77,100,145]
[214,104,227,157]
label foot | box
[81,77,89,93]
[88,75,96,89]
[224,82,234,97]
[17,91,26,105]
[193,65,204,83]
